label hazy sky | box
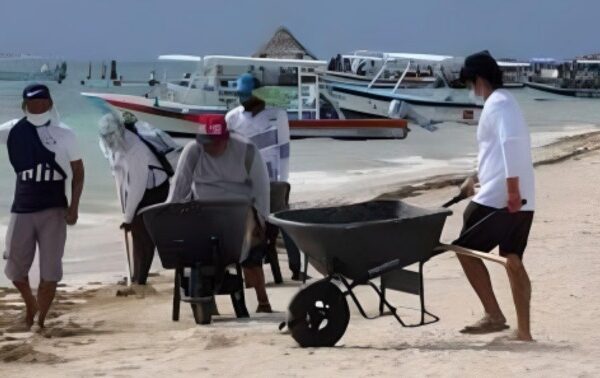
[0,0,597,61]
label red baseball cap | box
[192,114,230,143]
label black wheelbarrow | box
[142,199,253,325]
[269,199,511,347]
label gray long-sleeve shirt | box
[167,134,270,224]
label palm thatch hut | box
[253,26,318,60]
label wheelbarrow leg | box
[302,253,309,284]
[232,263,249,318]
[266,239,283,284]
[379,283,386,316]
[172,266,182,322]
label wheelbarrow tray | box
[142,199,252,269]
[140,199,252,324]
[269,200,452,281]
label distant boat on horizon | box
[0,56,67,83]
[525,58,600,98]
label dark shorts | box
[453,201,534,258]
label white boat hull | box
[327,84,481,125]
[82,92,409,139]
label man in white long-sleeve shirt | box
[226,74,290,182]
[454,51,535,341]
[168,114,272,312]
[99,113,171,285]
[226,74,307,281]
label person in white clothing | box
[455,51,535,341]
[226,74,307,281]
[226,74,290,182]
[98,113,173,285]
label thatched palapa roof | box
[253,26,318,60]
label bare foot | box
[256,303,273,313]
[25,302,39,328]
[506,330,534,342]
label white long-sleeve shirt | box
[108,130,168,223]
[167,134,270,224]
[473,89,535,210]
[226,106,290,182]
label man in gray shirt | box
[168,114,272,312]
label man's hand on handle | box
[459,176,477,199]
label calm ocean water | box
[1,60,599,286]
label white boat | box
[526,58,600,98]
[147,54,327,116]
[321,52,482,126]
[326,83,481,126]
[83,54,409,139]
[318,51,450,89]
[82,91,409,139]
[497,61,531,88]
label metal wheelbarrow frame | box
[141,199,253,325]
[270,199,512,347]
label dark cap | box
[22,84,51,100]
[459,50,503,87]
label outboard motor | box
[388,100,438,131]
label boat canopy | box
[575,59,600,65]
[530,58,557,63]
[345,51,453,62]
[497,61,530,67]
[158,55,202,62]
[202,55,327,69]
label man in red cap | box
[167,114,272,312]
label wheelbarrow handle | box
[435,244,507,267]
[442,194,466,208]
[360,259,402,282]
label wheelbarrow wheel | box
[287,279,349,347]
[191,303,212,325]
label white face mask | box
[468,89,485,106]
[25,110,53,127]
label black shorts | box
[453,201,534,258]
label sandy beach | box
[1,133,600,377]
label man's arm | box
[122,147,153,225]
[66,159,84,225]
[497,109,529,212]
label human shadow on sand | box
[333,337,573,353]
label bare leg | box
[12,278,38,328]
[505,254,533,341]
[457,254,505,320]
[37,280,58,328]
[243,266,271,312]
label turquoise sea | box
[1,59,600,286]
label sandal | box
[460,314,509,334]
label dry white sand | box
[1,135,600,377]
